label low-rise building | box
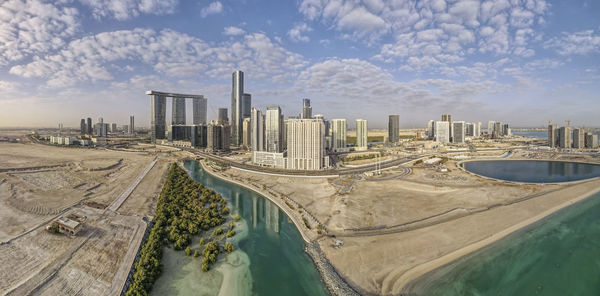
[253,151,285,168]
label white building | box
[253,151,285,168]
[355,119,368,151]
[285,118,328,170]
[434,121,450,143]
[474,122,481,137]
[331,119,347,151]
[452,121,465,143]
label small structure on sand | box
[47,217,83,236]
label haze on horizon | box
[0,0,599,129]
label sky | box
[0,0,599,129]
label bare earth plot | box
[0,132,170,296]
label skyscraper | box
[356,119,368,151]
[388,115,400,143]
[111,123,117,133]
[559,126,572,148]
[585,132,598,148]
[242,118,251,149]
[172,97,186,125]
[285,118,326,170]
[452,121,465,143]
[434,121,450,143]
[251,107,264,152]
[129,115,135,134]
[302,98,312,119]
[573,128,585,149]
[265,105,283,153]
[487,121,495,134]
[80,119,86,134]
[218,108,228,125]
[474,122,482,137]
[548,124,557,147]
[150,94,167,143]
[193,96,207,125]
[242,93,252,119]
[427,120,435,139]
[231,70,244,146]
[86,118,92,135]
[332,119,347,150]
[442,114,451,122]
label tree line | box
[125,163,233,296]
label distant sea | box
[513,130,547,139]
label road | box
[107,157,158,212]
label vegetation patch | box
[125,163,233,296]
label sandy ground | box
[219,150,600,295]
[0,130,171,296]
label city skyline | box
[0,0,599,128]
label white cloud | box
[0,0,80,65]
[224,26,245,36]
[298,0,549,72]
[287,23,313,42]
[9,28,307,87]
[78,0,178,20]
[200,1,223,18]
[544,30,600,55]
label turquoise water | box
[151,160,329,296]
[408,191,600,295]
[464,160,600,183]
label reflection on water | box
[465,160,600,183]
[150,160,328,296]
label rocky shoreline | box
[305,241,364,296]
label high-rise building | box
[302,98,312,119]
[172,97,186,125]
[231,70,244,146]
[573,128,585,149]
[193,97,207,125]
[442,114,452,122]
[452,121,465,143]
[465,123,474,137]
[434,121,450,143]
[548,124,557,147]
[559,126,572,148]
[129,115,135,134]
[207,121,230,151]
[86,118,92,134]
[251,107,264,152]
[285,118,327,170]
[585,133,598,148]
[388,115,400,143]
[315,114,330,137]
[242,118,251,149]
[150,94,167,143]
[474,122,482,137]
[80,119,86,134]
[265,105,283,153]
[356,119,368,151]
[242,93,251,120]
[426,120,435,139]
[111,123,117,133]
[493,121,502,139]
[218,108,228,125]
[487,121,495,134]
[332,119,347,150]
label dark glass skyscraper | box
[231,70,244,146]
[388,114,400,143]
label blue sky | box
[0,0,599,128]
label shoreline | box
[398,179,600,293]
[193,159,361,296]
